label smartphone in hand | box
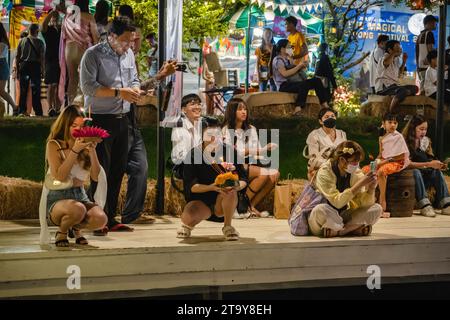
[370,161,377,174]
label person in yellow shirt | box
[309,141,382,238]
[285,16,308,66]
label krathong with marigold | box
[214,171,239,188]
[72,126,110,143]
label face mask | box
[345,163,359,174]
[323,118,336,128]
[286,48,293,56]
[420,136,430,152]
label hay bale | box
[116,177,157,216]
[0,176,43,219]
[167,178,185,216]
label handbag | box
[281,56,307,83]
[286,64,307,83]
[44,140,73,191]
[273,174,293,219]
[288,180,327,236]
[237,190,250,214]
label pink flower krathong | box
[72,126,110,139]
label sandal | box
[350,225,372,237]
[222,225,239,241]
[109,223,134,232]
[322,228,340,238]
[93,226,109,236]
[176,224,193,238]
[55,231,69,247]
[68,228,89,245]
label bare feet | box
[380,201,390,218]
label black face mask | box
[323,118,336,128]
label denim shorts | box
[47,187,94,226]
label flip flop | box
[93,227,109,236]
[109,223,134,232]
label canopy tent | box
[225,4,265,29]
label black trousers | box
[90,113,130,228]
[429,91,450,104]
[18,61,43,116]
[279,77,328,108]
[377,84,418,102]
[121,124,148,224]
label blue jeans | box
[121,126,148,224]
[259,78,277,92]
[413,169,450,209]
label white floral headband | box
[342,147,354,155]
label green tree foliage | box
[120,0,247,76]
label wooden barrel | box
[386,169,416,217]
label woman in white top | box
[424,49,450,102]
[222,98,280,217]
[45,105,107,247]
[305,108,347,180]
[171,94,203,165]
[0,24,18,114]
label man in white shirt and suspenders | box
[369,34,389,94]
[415,15,437,94]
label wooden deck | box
[1,213,450,299]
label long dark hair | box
[119,5,134,21]
[76,0,90,13]
[94,0,110,25]
[223,98,251,131]
[0,23,9,48]
[402,115,434,156]
[269,39,289,79]
[260,28,274,51]
[47,105,91,170]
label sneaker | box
[420,205,436,217]
[259,211,271,218]
[441,206,450,215]
[233,210,250,219]
[222,225,239,241]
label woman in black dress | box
[178,117,248,241]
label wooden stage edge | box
[1,215,450,299]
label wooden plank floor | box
[1,214,450,299]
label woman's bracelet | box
[71,149,80,155]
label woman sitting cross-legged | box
[222,98,280,218]
[270,38,330,116]
[178,117,248,241]
[40,105,107,247]
[309,141,382,238]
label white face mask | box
[345,163,360,174]
[286,47,293,56]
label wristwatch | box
[114,88,119,97]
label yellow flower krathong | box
[214,172,239,187]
